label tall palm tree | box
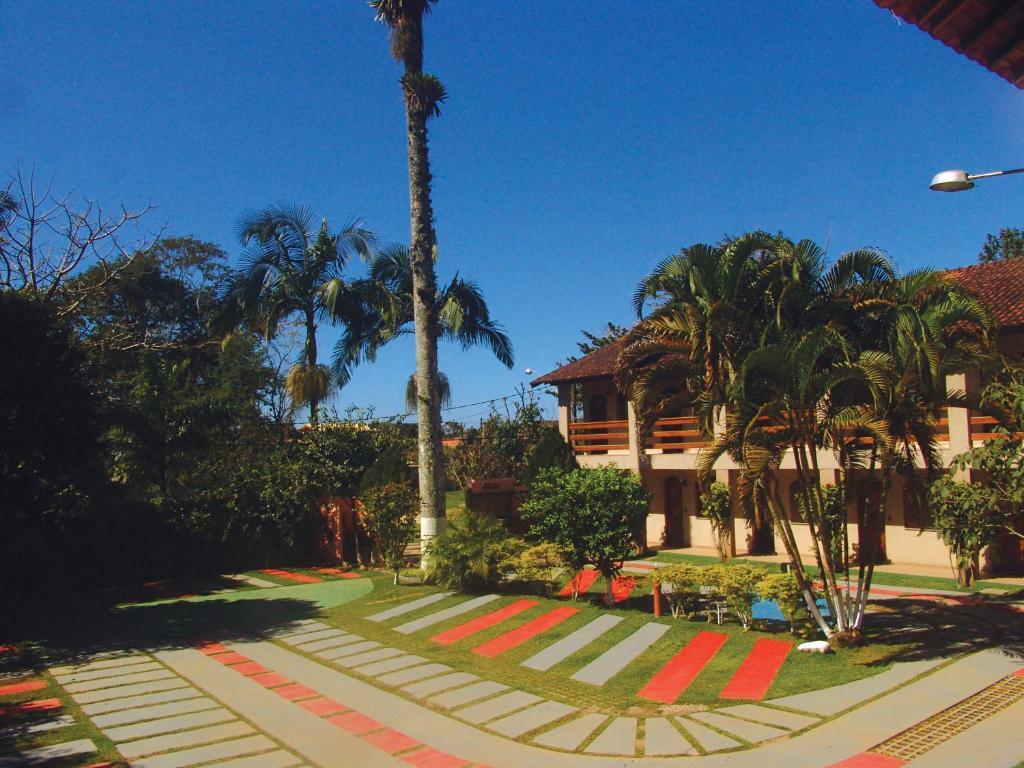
[406,371,451,413]
[329,244,514,396]
[370,0,449,551]
[223,204,374,425]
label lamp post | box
[929,167,1024,192]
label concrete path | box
[571,622,669,685]
[521,614,623,671]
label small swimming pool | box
[752,598,830,622]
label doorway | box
[663,477,687,547]
[857,478,887,565]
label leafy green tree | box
[700,481,732,562]
[522,427,577,486]
[522,466,649,604]
[360,443,413,493]
[978,227,1024,263]
[360,482,419,583]
[426,510,510,592]
[223,205,374,424]
[370,0,449,550]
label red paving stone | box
[472,606,579,658]
[557,569,598,597]
[362,727,423,754]
[273,682,319,701]
[430,600,538,645]
[328,710,384,735]
[249,672,291,688]
[1014,668,1024,678]
[297,696,350,717]
[197,642,231,655]
[0,679,46,696]
[261,569,322,584]
[314,567,362,579]
[211,651,249,666]
[719,638,793,700]
[0,645,17,654]
[401,746,472,768]
[638,631,728,703]
[231,660,271,676]
[827,753,906,767]
[611,575,638,602]
[0,698,62,717]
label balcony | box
[567,420,629,454]
[645,415,709,451]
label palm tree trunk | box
[398,11,446,558]
[305,308,319,426]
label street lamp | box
[929,167,1024,192]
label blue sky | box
[4,1,1023,423]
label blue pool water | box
[752,598,830,621]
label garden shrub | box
[497,541,565,594]
[359,443,411,493]
[700,481,732,562]
[652,563,705,617]
[425,510,510,592]
[522,466,650,604]
[704,563,766,630]
[757,571,804,631]
[928,478,1000,587]
[359,482,418,584]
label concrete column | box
[627,400,641,460]
[946,372,972,479]
[557,384,570,440]
[716,467,736,557]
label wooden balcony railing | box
[567,419,629,454]
[970,412,1002,442]
[645,416,708,451]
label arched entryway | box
[663,476,687,547]
[857,478,887,565]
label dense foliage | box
[522,466,650,604]
[359,482,419,583]
[700,481,732,562]
[425,510,511,592]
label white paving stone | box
[118,720,255,759]
[487,700,577,738]
[332,647,404,668]
[585,716,637,755]
[521,614,624,672]
[376,662,451,686]
[203,749,302,768]
[104,707,235,742]
[365,591,454,622]
[429,680,510,709]
[716,703,819,731]
[533,712,608,750]
[293,634,361,653]
[20,714,75,734]
[279,628,344,645]
[571,622,669,685]
[54,659,161,684]
[392,594,500,634]
[131,734,276,768]
[686,710,788,743]
[91,696,220,728]
[351,654,427,676]
[643,717,695,755]
[402,671,479,699]
[273,622,331,639]
[64,667,174,693]
[80,686,204,715]
[455,690,542,724]
[314,637,373,659]
[50,654,149,676]
[320,639,380,659]
[675,716,742,752]
[0,738,97,766]
[71,677,189,704]
[226,573,278,589]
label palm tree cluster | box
[617,231,995,640]
[222,206,512,427]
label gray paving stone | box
[226,573,278,589]
[331,647,404,668]
[533,712,608,750]
[487,700,577,738]
[643,717,695,756]
[585,716,637,755]
[80,686,204,716]
[316,636,373,659]
[50,654,150,676]
[674,717,742,752]
[64,667,175,693]
[54,659,161,684]
[429,680,510,709]
[293,634,360,653]
[393,594,500,634]
[131,735,275,768]
[685,711,788,743]
[455,690,542,724]
[105,707,235,742]
[0,738,97,767]
[71,677,189,704]
[203,749,302,768]
[376,662,452,686]
[767,658,945,716]
[716,703,819,731]
[521,614,623,672]
[279,628,344,645]
[366,591,454,622]
[92,696,220,728]
[571,622,669,685]
[352,654,427,676]
[273,620,330,638]
[320,639,380,659]
[21,714,75,734]
[118,720,255,759]
[402,671,479,699]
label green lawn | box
[445,489,466,514]
[648,552,1013,594]
[315,572,898,717]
